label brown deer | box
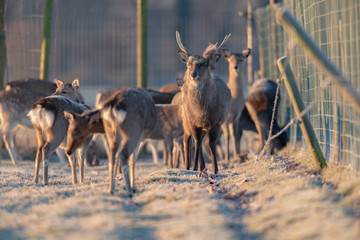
[28,79,89,185]
[221,48,251,161]
[175,31,232,174]
[92,87,175,165]
[244,79,287,153]
[66,88,157,197]
[65,98,183,171]
[100,88,157,197]
[0,78,76,165]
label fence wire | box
[254,0,360,171]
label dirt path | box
[1,148,360,239]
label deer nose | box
[66,149,72,155]
[234,65,238,71]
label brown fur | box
[221,48,251,161]
[176,32,232,174]
[101,88,157,197]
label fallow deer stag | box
[221,48,251,161]
[175,31,232,174]
[28,79,89,185]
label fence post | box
[39,0,53,80]
[276,7,360,115]
[247,0,253,88]
[137,0,147,88]
[0,0,6,88]
[277,56,327,169]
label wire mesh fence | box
[254,0,360,171]
[5,0,248,106]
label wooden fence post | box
[0,0,6,88]
[39,0,53,80]
[277,56,327,169]
[276,7,360,115]
[137,0,147,88]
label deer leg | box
[55,148,68,167]
[221,123,230,162]
[129,152,136,193]
[33,126,45,183]
[229,121,240,160]
[147,141,159,164]
[216,137,224,160]
[164,138,174,168]
[4,129,22,164]
[199,144,205,171]
[183,133,191,170]
[76,147,86,184]
[0,121,17,164]
[208,125,221,174]
[163,144,168,165]
[192,128,202,172]
[246,102,263,152]
[42,135,64,185]
[108,144,118,194]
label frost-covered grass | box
[1,147,360,239]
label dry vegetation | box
[1,146,360,239]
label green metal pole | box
[39,0,53,80]
[137,0,147,88]
[277,56,327,169]
[0,0,6,88]
[276,7,360,115]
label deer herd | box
[1,32,287,198]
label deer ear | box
[242,48,251,58]
[72,78,80,89]
[222,49,231,59]
[53,78,64,88]
[177,51,189,63]
[176,78,184,87]
[64,111,75,121]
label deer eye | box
[201,62,208,68]
[62,90,67,94]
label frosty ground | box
[1,147,360,240]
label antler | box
[216,33,231,51]
[176,31,190,55]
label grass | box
[1,146,360,239]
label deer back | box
[101,88,157,140]
[28,96,89,132]
[5,78,57,93]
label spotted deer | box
[175,31,232,174]
[221,48,251,161]
[0,78,77,165]
[28,79,89,185]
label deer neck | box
[227,68,246,100]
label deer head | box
[222,48,251,73]
[176,31,231,83]
[52,78,85,104]
[64,109,103,155]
